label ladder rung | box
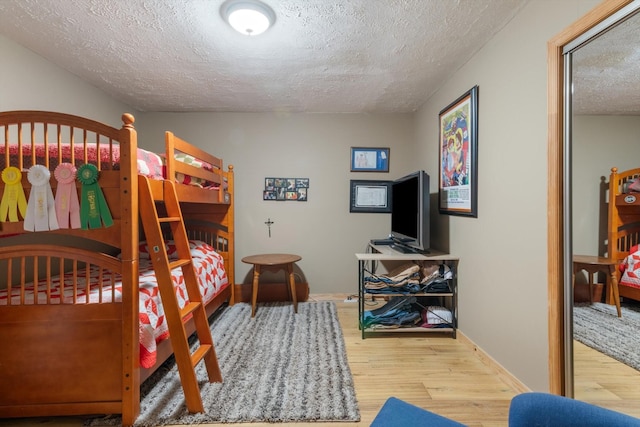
[158,216,181,223]
[191,344,212,367]
[169,259,192,270]
[180,301,201,319]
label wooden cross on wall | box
[265,218,274,237]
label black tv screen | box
[390,170,430,252]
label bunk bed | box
[0,111,235,426]
[608,166,640,301]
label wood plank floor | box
[2,295,640,426]
[574,340,640,416]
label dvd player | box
[370,238,394,245]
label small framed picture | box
[349,180,392,213]
[350,147,390,172]
[264,177,309,201]
[297,187,308,200]
[265,178,275,190]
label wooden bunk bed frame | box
[608,166,640,301]
[0,111,235,426]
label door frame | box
[547,0,634,395]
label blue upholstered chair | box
[370,397,465,427]
[370,392,640,426]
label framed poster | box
[438,85,478,217]
[350,147,390,172]
[349,180,392,213]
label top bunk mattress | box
[0,143,222,189]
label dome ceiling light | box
[220,0,276,36]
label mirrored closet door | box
[565,2,640,402]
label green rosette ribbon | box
[77,164,113,229]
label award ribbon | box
[24,165,59,232]
[0,166,28,222]
[54,163,81,229]
[77,164,113,229]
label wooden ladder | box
[138,176,222,413]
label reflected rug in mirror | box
[573,301,640,371]
[87,301,360,426]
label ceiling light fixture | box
[220,0,276,36]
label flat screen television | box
[390,170,430,253]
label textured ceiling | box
[1,0,636,115]
[572,12,640,116]
[0,0,529,113]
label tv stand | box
[388,243,431,254]
[355,243,458,339]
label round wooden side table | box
[241,253,302,317]
[573,255,622,317]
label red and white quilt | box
[0,240,228,368]
[620,244,640,289]
[0,143,222,189]
[0,143,165,181]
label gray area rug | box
[87,301,360,426]
[573,302,640,371]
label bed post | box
[118,113,140,426]
[226,164,235,304]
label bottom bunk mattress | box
[0,239,229,368]
[620,245,640,290]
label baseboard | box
[457,331,531,394]
[234,282,309,303]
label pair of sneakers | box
[420,263,452,284]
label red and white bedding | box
[0,240,229,368]
[620,244,640,289]
[0,143,221,188]
[169,152,222,189]
[0,143,163,180]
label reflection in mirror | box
[570,8,640,404]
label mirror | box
[570,8,640,402]
[548,0,640,409]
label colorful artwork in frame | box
[350,147,389,172]
[438,85,478,217]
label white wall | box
[413,0,600,391]
[573,115,640,256]
[0,35,132,125]
[135,112,416,292]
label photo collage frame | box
[263,177,309,201]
